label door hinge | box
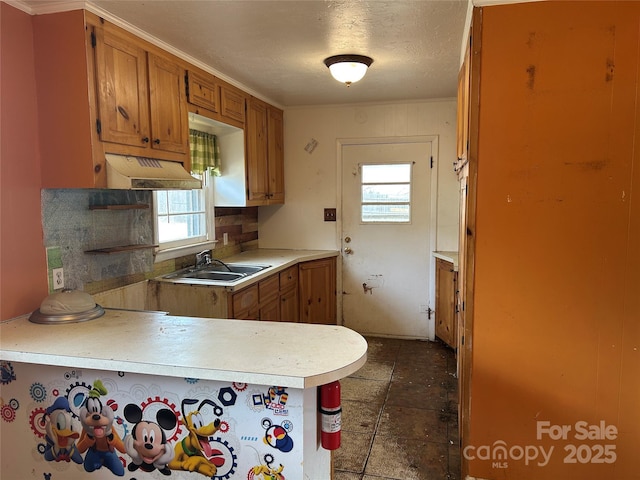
[430,156,434,168]
[90,31,96,48]
[96,119,101,135]
[427,307,432,320]
[184,73,190,98]
[461,334,465,346]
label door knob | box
[344,247,353,255]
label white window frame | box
[360,162,413,224]
[153,171,216,263]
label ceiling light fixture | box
[324,54,373,87]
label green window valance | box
[189,129,221,176]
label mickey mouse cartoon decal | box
[123,403,177,475]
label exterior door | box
[341,140,434,339]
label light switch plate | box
[324,208,337,222]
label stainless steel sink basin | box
[201,264,267,275]
[161,263,270,284]
[181,271,245,281]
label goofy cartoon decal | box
[76,379,126,476]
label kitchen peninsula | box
[0,310,366,479]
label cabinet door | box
[220,84,246,123]
[245,98,270,203]
[260,297,280,321]
[435,258,457,348]
[186,69,219,113]
[267,106,285,204]
[280,286,299,323]
[94,26,150,148]
[455,36,471,171]
[299,258,336,325]
[232,285,259,320]
[148,52,189,154]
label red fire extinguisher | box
[320,380,341,450]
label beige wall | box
[258,100,459,251]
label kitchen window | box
[360,163,412,223]
[153,171,215,257]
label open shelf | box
[85,244,158,255]
[89,204,150,210]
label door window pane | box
[361,163,411,223]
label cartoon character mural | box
[42,396,83,464]
[250,453,286,480]
[76,379,126,476]
[169,398,224,477]
[123,403,177,475]
[262,418,294,453]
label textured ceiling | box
[20,0,471,107]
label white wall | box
[258,99,460,252]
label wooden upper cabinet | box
[94,26,150,148]
[246,97,270,203]
[92,20,188,160]
[186,70,246,130]
[455,36,471,172]
[267,106,285,203]
[186,69,220,113]
[246,97,285,205]
[220,83,246,123]
[147,53,188,154]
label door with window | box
[341,140,433,339]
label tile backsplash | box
[41,191,259,295]
[42,189,154,292]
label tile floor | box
[334,336,460,480]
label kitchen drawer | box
[279,265,298,292]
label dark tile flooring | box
[334,336,460,480]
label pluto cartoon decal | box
[169,398,225,477]
[76,380,126,476]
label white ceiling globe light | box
[324,55,374,86]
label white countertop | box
[0,309,367,389]
[433,250,459,270]
[154,248,339,290]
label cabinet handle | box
[154,139,160,145]
[142,137,150,143]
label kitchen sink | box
[161,263,270,284]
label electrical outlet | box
[53,268,64,289]
[223,232,229,246]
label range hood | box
[105,154,202,190]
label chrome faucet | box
[195,250,212,268]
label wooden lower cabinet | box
[152,258,335,323]
[298,257,336,325]
[435,258,458,348]
[279,266,299,322]
[230,265,300,322]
